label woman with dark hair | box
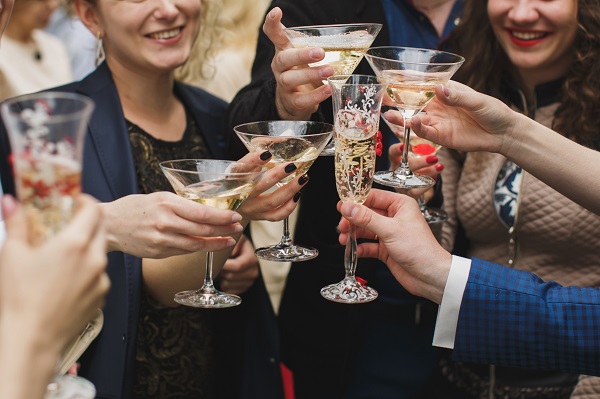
[429,0,600,397]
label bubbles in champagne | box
[335,128,376,204]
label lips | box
[506,29,549,47]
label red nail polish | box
[435,163,444,172]
[426,155,438,164]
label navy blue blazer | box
[453,258,600,377]
[0,63,261,399]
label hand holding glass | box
[235,121,333,262]
[1,92,97,398]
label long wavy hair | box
[445,0,600,146]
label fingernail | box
[231,213,242,222]
[426,155,438,164]
[350,205,358,218]
[285,163,297,173]
[293,192,302,202]
[398,143,404,151]
[298,174,309,185]
[442,85,450,97]
[260,151,272,161]
[320,66,333,78]
[233,224,244,233]
[435,163,444,172]
[309,48,324,60]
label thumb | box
[339,201,386,237]
[2,195,28,242]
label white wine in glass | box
[160,159,266,308]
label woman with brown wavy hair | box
[432,0,600,397]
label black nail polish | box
[285,163,297,173]
[260,151,272,161]
[293,192,302,202]
[298,174,309,185]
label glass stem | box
[395,111,416,178]
[201,251,216,294]
[279,216,293,247]
[344,222,357,279]
[418,194,427,213]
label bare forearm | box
[504,114,600,215]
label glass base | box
[374,170,435,189]
[255,244,318,262]
[174,290,242,308]
[320,277,378,304]
[45,375,96,399]
[422,207,448,224]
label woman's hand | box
[100,191,243,258]
[263,7,333,120]
[217,235,259,295]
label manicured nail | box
[231,213,242,222]
[398,143,404,151]
[309,48,324,60]
[350,205,359,218]
[285,163,297,173]
[260,151,272,161]
[293,192,302,202]
[233,224,244,233]
[426,155,438,164]
[298,174,309,185]
[435,163,444,172]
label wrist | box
[98,202,121,252]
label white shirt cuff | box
[432,255,471,349]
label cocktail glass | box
[284,23,382,156]
[382,109,447,224]
[320,75,385,304]
[365,46,464,189]
[1,92,97,399]
[160,159,265,308]
[234,121,333,262]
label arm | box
[0,194,109,399]
[406,81,600,215]
[336,189,600,377]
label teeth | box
[149,28,180,40]
[511,31,546,40]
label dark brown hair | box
[445,0,600,146]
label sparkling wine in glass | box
[160,159,266,308]
[284,23,382,156]
[320,75,385,304]
[382,110,447,224]
[365,46,464,189]
[1,92,98,399]
[235,121,333,262]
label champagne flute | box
[160,159,266,308]
[381,110,447,224]
[284,23,382,156]
[1,92,97,399]
[320,75,385,304]
[235,121,333,262]
[365,46,464,189]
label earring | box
[95,32,105,67]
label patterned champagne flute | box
[320,75,385,304]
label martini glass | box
[365,46,464,189]
[1,92,98,399]
[160,159,265,308]
[320,75,385,304]
[234,121,333,262]
[382,110,447,224]
[284,23,382,156]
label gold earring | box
[95,32,105,67]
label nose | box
[153,0,178,19]
[507,0,540,24]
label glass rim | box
[159,159,267,176]
[233,120,334,138]
[0,91,95,124]
[365,46,465,66]
[283,22,383,32]
[327,74,384,85]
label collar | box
[500,75,565,114]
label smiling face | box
[488,0,578,85]
[77,0,201,75]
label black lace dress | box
[128,115,217,399]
